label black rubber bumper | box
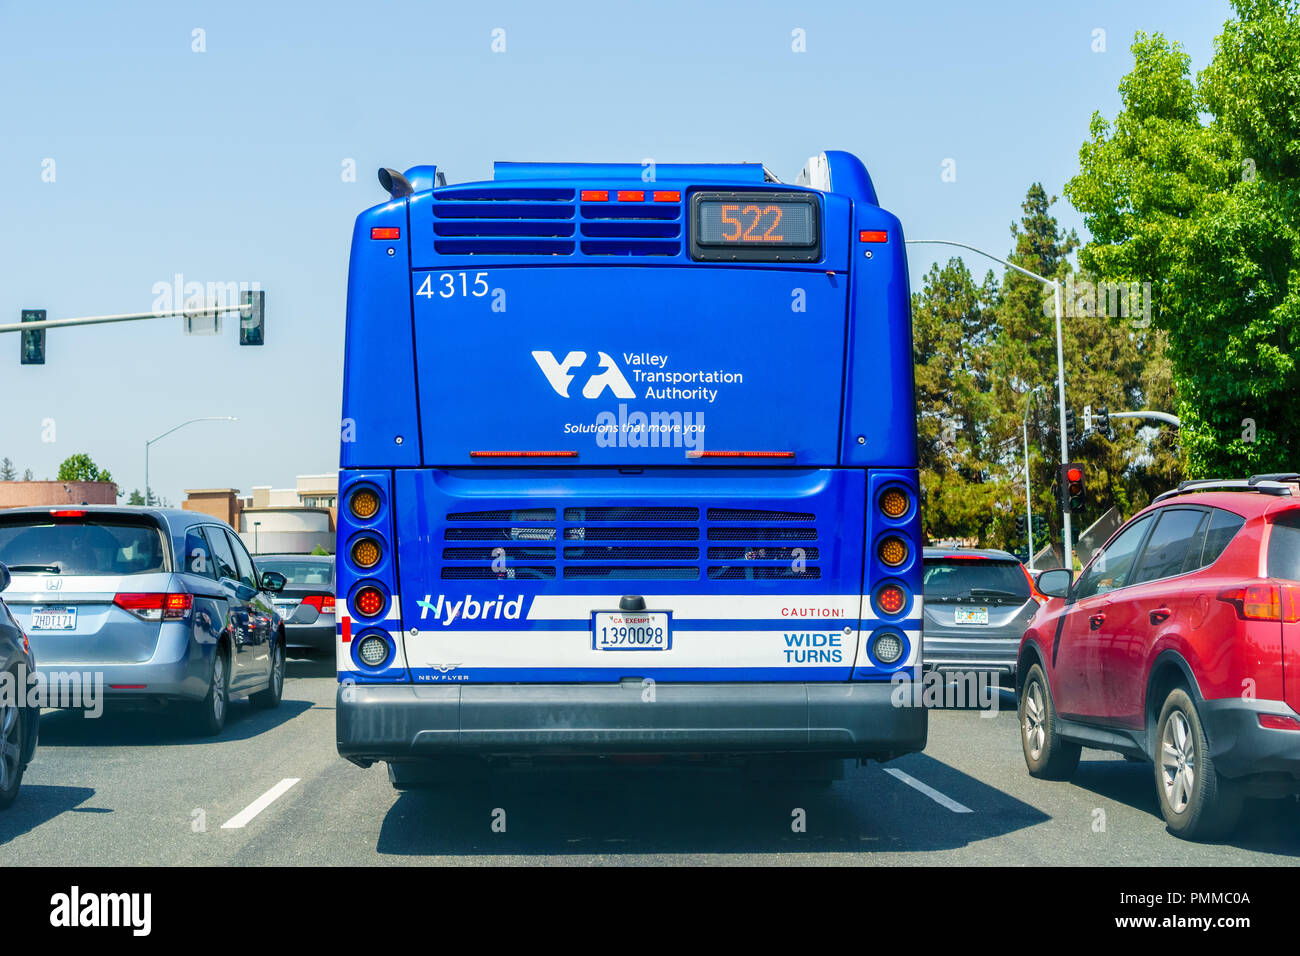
[1200,697,1300,780]
[337,681,927,766]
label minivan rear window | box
[923,558,1030,602]
[0,515,167,576]
[1268,510,1300,581]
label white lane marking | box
[884,768,973,813]
[221,778,301,829]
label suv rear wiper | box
[955,587,1024,602]
[5,564,61,573]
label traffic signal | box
[1096,405,1112,438]
[1060,462,1086,513]
[19,309,45,365]
[1032,514,1049,537]
[1064,408,1077,448]
[239,290,265,346]
[1016,514,1027,538]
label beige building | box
[184,473,338,554]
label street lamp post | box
[145,417,238,505]
[1022,385,1044,570]
[905,239,1074,570]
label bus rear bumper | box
[336,681,927,766]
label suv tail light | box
[1021,565,1048,606]
[302,594,336,614]
[1217,583,1300,622]
[114,592,194,622]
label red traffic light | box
[1066,467,1083,483]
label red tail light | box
[652,190,680,202]
[580,189,609,202]
[370,227,400,240]
[1022,565,1048,606]
[114,592,193,622]
[686,450,796,459]
[1258,713,1300,731]
[616,190,645,202]
[302,594,336,613]
[469,450,579,458]
[858,230,888,243]
[1217,583,1300,622]
[50,509,86,518]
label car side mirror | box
[1036,568,1073,599]
[261,570,287,594]
[0,563,9,593]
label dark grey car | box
[254,554,335,652]
[922,547,1042,681]
[0,506,290,735]
[0,563,39,808]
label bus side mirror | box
[1036,568,1073,599]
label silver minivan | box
[0,506,288,734]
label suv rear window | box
[923,557,1030,603]
[0,515,167,575]
[1268,510,1300,581]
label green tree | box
[0,458,15,481]
[128,489,145,505]
[1066,0,1300,477]
[56,453,114,487]
[913,184,1178,555]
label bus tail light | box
[874,584,907,616]
[352,585,387,619]
[351,536,382,569]
[686,450,796,459]
[879,487,910,519]
[357,633,391,667]
[348,487,381,520]
[469,450,580,459]
[872,631,905,664]
[858,230,888,243]
[878,536,909,568]
[370,227,400,240]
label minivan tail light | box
[114,592,193,622]
[1217,584,1300,622]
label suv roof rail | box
[1154,478,1296,503]
[1249,473,1300,485]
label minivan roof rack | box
[1154,477,1297,503]
[1249,473,1300,485]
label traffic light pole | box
[1110,410,1181,427]
[0,304,250,335]
[906,240,1073,570]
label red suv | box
[1017,475,1300,840]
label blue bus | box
[335,150,925,786]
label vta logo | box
[531,350,635,399]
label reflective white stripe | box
[404,629,859,669]
[525,594,864,621]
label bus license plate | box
[955,606,989,625]
[592,611,671,651]
[32,606,77,630]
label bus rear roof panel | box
[493,162,770,184]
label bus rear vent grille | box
[430,188,682,257]
[437,503,822,582]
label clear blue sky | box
[0,0,1231,504]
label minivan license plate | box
[32,606,77,630]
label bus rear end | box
[336,152,925,783]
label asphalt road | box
[3,655,1299,865]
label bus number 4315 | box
[417,272,490,298]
